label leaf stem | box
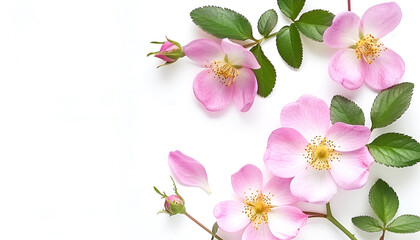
[379,229,386,240]
[326,203,358,240]
[303,211,328,218]
[242,31,279,48]
[348,0,351,11]
[184,212,223,240]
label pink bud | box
[168,150,211,194]
[164,195,184,214]
[155,41,180,62]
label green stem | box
[185,212,223,240]
[242,31,279,48]
[326,203,358,240]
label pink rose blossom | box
[183,38,260,112]
[214,164,307,240]
[264,95,373,203]
[168,150,211,194]
[324,2,404,90]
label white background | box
[0,0,419,239]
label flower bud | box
[148,38,185,67]
[164,195,186,215]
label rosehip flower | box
[264,95,373,203]
[183,38,260,112]
[214,164,307,240]
[324,2,404,90]
[148,38,185,67]
[164,195,185,215]
[168,150,211,194]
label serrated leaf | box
[371,82,414,130]
[250,44,276,97]
[352,216,384,232]
[369,179,399,225]
[330,95,365,125]
[368,133,420,167]
[211,222,219,240]
[258,9,278,37]
[190,6,254,40]
[277,0,305,20]
[295,10,335,42]
[276,24,303,69]
[386,215,420,233]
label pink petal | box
[264,128,308,178]
[221,39,260,69]
[281,95,331,141]
[232,68,258,112]
[326,122,371,152]
[364,48,405,91]
[214,200,250,233]
[231,164,263,200]
[193,69,234,111]
[183,39,224,66]
[263,177,298,206]
[330,147,373,190]
[168,150,211,194]
[323,12,360,48]
[155,54,175,62]
[329,49,366,90]
[242,223,279,240]
[268,206,308,240]
[290,168,337,203]
[361,2,402,39]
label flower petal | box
[290,168,337,203]
[329,49,366,90]
[326,122,371,152]
[184,39,224,66]
[193,69,234,111]
[242,223,279,240]
[330,147,373,190]
[323,12,360,48]
[361,2,402,39]
[264,128,308,178]
[364,48,405,91]
[168,150,211,194]
[221,39,260,69]
[268,206,308,240]
[263,177,298,206]
[232,68,258,112]
[213,200,250,233]
[281,95,331,141]
[231,164,263,200]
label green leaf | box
[250,44,276,97]
[370,82,414,130]
[276,24,303,69]
[352,216,384,232]
[258,9,278,37]
[368,133,420,167]
[330,95,365,125]
[211,222,219,240]
[386,215,420,233]
[295,10,335,42]
[369,179,399,225]
[190,6,254,40]
[277,0,305,20]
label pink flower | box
[183,39,260,112]
[324,2,404,90]
[264,95,373,203]
[168,150,211,194]
[214,164,307,240]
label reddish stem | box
[348,0,351,11]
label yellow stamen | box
[304,136,341,170]
[210,61,239,86]
[242,190,274,229]
[355,34,387,64]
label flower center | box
[304,136,341,170]
[210,61,239,87]
[242,190,274,229]
[355,34,387,64]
